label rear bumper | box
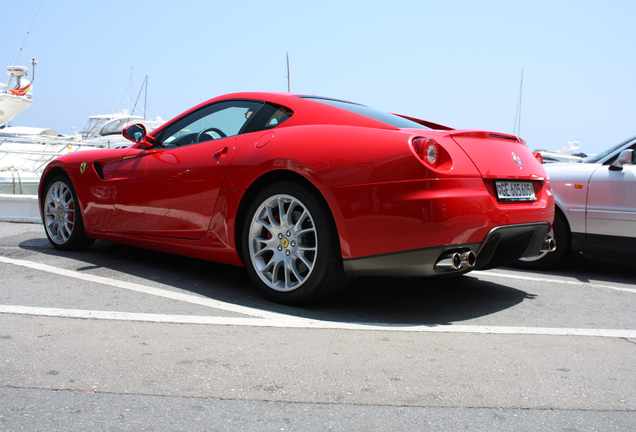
[342,222,549,277]
[324,177,554,260]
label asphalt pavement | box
[1,221,635,431]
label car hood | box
[543,162,601,183]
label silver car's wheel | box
[43,175,94,251]
[242,181,348,304]
[248,193,317,292]
[44,180,77,245]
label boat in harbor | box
[534,140,588,164]
[0,110,165,195]
[79,110,165,148]
[0,60,36,127]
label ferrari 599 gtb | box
[39,92,555,304]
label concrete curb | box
[0,194,41,223]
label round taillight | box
[412,138,440,168]
[426,144,438,165]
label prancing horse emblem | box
[511,152,522,170]
[80,162,87,174]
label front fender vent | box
[93,162,104,179]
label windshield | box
[302,97,430,130]
[100,118,144,136]
[81,118,109,139]
[585,135,636,163]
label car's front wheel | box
[242,181,348,304]
[43,174,94,251]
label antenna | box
[30,58,37,80]
[13,0,43,66]
[513,70,523,136]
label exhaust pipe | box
[541,236,557,253]
[461,250,477,268]
[435,252,462,271]
[435,250,476,272]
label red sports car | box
[39,92,555,304]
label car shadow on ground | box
[3,232,544,326]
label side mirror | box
[610,149,634,171]
[123,123,150,147]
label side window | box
[241,103,294,134]
[100,118,140,136]
[604,143,636,166]
[159,100,263,148]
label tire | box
[43,174,95,251]
[242,181,348,304]
[512,211,570,270]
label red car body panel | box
[39,92,554,274]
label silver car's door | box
[586,157,636,237]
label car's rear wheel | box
[512,211,569,270]
[43,174,94,251]
[242,181,348,304]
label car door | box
[111,100,263,240]
[586,144,636,238]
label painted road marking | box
[1,304,636,338]
[1,255,635,338]
[478,271,636,294]
[0,255,286,320]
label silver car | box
[515,135,636,269]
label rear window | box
[301,96,429,130]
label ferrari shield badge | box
[80,162,87,174]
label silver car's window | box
[585,135,636,163]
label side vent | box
[93,162,104,179]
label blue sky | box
[3,0,635,155]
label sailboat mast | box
[286,53,290,92]
[144,75,148,120]
[130,67,134,113]
[513,70,523,136]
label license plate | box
[495,181,536,201]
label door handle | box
[213,147,228,160]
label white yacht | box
[0,62,35,127]
[79,110,165,148]
[0,110,165,195]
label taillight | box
[412,138,440,168]
[532,152,544,164]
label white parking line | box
[477,271,636,294]
[2,304,636,338]
[0,255,287,320]
[1,255,635,338]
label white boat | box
[0,59,166,196]
[0,110,165,195]
[79,110,165,148]
[0,62,35,127]
[535,141,588,164]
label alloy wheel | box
[44,180,76,245]
[248,194,318,292]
